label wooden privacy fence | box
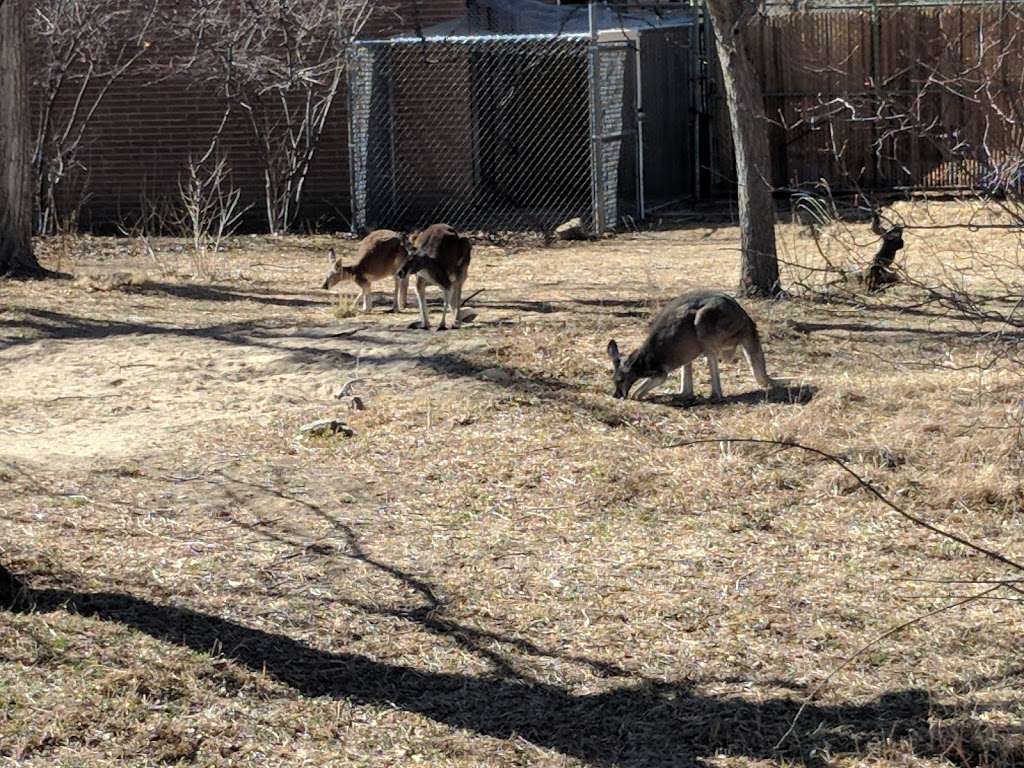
[712,1,1024,193]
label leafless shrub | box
[115,194,179,274]
[779,188,905,297]
[51,196,89,275]
[29,0,156,235]
[176,153,250,280]
[163,0,379,234]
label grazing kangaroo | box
[397,223,472,330]
[321,229,409,312]
[606,290,776,401]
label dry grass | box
[1,202,1022,767]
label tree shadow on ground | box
[648,383,816,409]
[469,298,561,314]
[1,564,942,768]
[788,319,1024,342]
[0,306,814,434]
[799,292,1024,328]
[571,298,660,311]
[469,297,658,320]
[0,307,284,351]
[200,472,642,685]
[401,351,815,430]
[128,281,331,308]
[0,309,373,364]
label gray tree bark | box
[705,0,781,298]
[0,0,44,278]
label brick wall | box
[31,0,469,232]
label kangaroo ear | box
[607,339,621,368]
[328,247,337,263]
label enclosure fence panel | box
[350,36,594,234]
[348,2,699,236]
[593,35,641,231]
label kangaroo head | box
[396,255,418,281]
[396,234,428,280]
[607,339,643,399]
[871,212,905,253]
[321,248,350,289]
[873,225,904,270]
[883,225,904,251]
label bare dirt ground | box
[1,202,1022,767]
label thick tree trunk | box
[0,0,44,279]
[705,0,781,298]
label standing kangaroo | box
[607,290,776,401]
[321,229,409,313]
[396,223,472,330]
[864,213,904,292]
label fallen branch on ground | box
[665,437,1024,750]
[665,437,1024,573]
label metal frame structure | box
[346,2,699,236]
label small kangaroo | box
[321,229,409,313]
[607,290,776,401]
[864,213,904,292]
[396,223,472,330]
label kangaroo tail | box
[741,325,775,388]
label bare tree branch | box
[775,583,1005,750]
[665,437,1024,573]
[166,0,377,234]
[29,0,156,235]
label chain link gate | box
[347,3,699,237]
[349,35,593,235]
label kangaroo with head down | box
[397,223,472,330]
[321,229,409,313]
[607,290,777,401]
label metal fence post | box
[635,32,646,221]
[346,47,359,234]
[690,23,701,200]
[386,49,399,228]
[589,1,606,235]
[701,0,717,197]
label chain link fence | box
[347,3,699,237]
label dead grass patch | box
[1,204,1022,766]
